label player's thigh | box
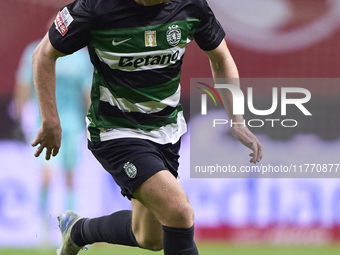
[131,198,163,250]
[133,170,194,228]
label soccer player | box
[32,0,263,254]
[15,39,92,217]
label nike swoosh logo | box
[112,38,132,46]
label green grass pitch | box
[0,243,340,255]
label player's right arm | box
[31,33,65,160]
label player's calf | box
[136,236,163,251]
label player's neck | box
[134,0,169,6]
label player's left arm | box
[204,39,264,163]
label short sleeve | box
[194,0,225,51]
[49,0,92,55]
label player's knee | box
[137,236,163,251]
[169,202,194,228]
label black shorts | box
[88,138,181,199]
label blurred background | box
[1,0,340,253]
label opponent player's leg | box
[132,170,198,255]
[61,130,79,210]
[40,165,51,215]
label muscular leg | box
[133,170,194,228]
[131,199,163,251]
[65,170,75,210]
[132,170,198,254]
[40,166,51,215]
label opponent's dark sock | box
[162,225,199,255]
[71,210,139,247]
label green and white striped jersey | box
[49,0,225,144]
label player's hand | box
[231,125,263,164]
[31,122,62,160]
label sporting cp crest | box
[166,24,181,46]
[123,162,137,178]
